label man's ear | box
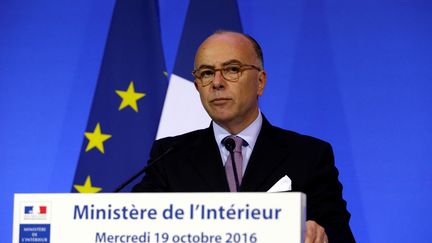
[257,70,267,96]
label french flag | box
[24,206,46,214]
[156,0,242,139]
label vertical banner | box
[72,0,168,192]
[156,0,243,139]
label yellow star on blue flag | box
[115,81,146,112]
[74,176,102,193]
[84,123,112,154]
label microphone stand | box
[113,146,174,192]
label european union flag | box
[72,0,167,192]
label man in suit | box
[133,31,355,243]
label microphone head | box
[223,137,236,152]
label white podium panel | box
[13,193,305,243]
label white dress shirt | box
[212,112,263,174]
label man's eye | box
[224,65,241,74]
[200,70,215,78]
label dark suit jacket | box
[133,116,355,242]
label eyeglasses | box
[192,63,261,86]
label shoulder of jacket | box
[268,124,331,149]
[154,128,209,147]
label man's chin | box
[210,114,235,126]
[212,114,246,132]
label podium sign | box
[13,193,305,243]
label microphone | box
[222,137,240,192]
[223,137,236,151]
[113,145,175,192]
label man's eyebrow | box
[222,59,242,66]
[196,59,242,70]
[196,64,214,70]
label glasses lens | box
[222,65,241,81]
[196,69,214,85]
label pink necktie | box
[224,136,244,192]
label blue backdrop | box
[1,1,431,242]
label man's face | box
[194,33,266,133]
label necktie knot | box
[226,135,245,153]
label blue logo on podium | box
[19,224,50,243]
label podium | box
[13,193,305,243]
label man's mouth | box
[210,98,231,105]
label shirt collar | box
[213,111,263,150]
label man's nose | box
[212,70,226,89]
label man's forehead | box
[207,32,250,43]
[199,33,252,53]
[195,33,255,67]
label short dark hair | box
[214,30,264,67]
[242,33,264,67]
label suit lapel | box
[189,125,229,191]
[240,117,291,191]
